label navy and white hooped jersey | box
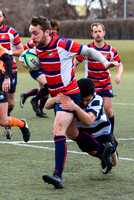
[77,93,111,138]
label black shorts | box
[0,77,8,103]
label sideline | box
[0,139,134,162]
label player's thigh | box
[66,118,78,139]
[54,111,74,136]
[103,97,113,116]
[36,74,47,87]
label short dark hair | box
[31,16,51,32]
[50,19,60,31]
[77,78,95,98]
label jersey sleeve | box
[10,27,21,45]
[23,40,34,50]
[58,38,83,55]
[75,54,84,62]
[111,47,121,63]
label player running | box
[0,10,24,138]
[20,16,119,189]
[0,44,30,142]
[74,23,123,134]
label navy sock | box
[109,115,114,133]
[35,85,49,101]
[74,132,104,154]
[39,97,48,110]
[54,135,67,178]
[24,89,38,98]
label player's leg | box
[103,96,115,133]
[20,88,39,108]
[94,133,118,173]
[42,93,81,189]
[42,111,74,189]
[30,72,48,117]
[0,79,30,142]
[20,69,44,108]
[5,73,17,138]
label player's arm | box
[74,57,81,73]
[59,96,96,126]
[80,46,119,69]
[11,43,24,57]
[3,43,24,57]
[45,93,70,109]
[115,62,123,84]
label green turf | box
[0,39,134,199]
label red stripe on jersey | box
[36,37,82,96]
[76,42,121,92]
[0,25,22,73]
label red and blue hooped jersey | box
[36,36,83,96]
[76,42,121,93]
[0,25,22,73]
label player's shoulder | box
[8,26,18,35]
[91,93,103,105]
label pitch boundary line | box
[0,139,134,162]
[15,99,134,106]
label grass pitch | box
[0,39,134,200]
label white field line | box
[0,139,134,162]
[15,99,134,106]
[113,103,134,106]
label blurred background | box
[1,0,134,39]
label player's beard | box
[35,35,47,47]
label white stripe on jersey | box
[77,93,111,138]
[57,46,76,87]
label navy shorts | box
[54,92,81,116]
[0,77,8,103]
[97,88,114,97]
[9,72,17,93]
[30,68,45,80]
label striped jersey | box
[36,36,83,96]
[76,42,121,93]
[0,25,22,73]
[77,93,111,138]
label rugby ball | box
[21,48,41,70]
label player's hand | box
[115,74,121,84]
[54,93,70,104]
[106,61,119,69]
[2,77,10,92]
[19,56,29,70]
[60,97,76,111]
